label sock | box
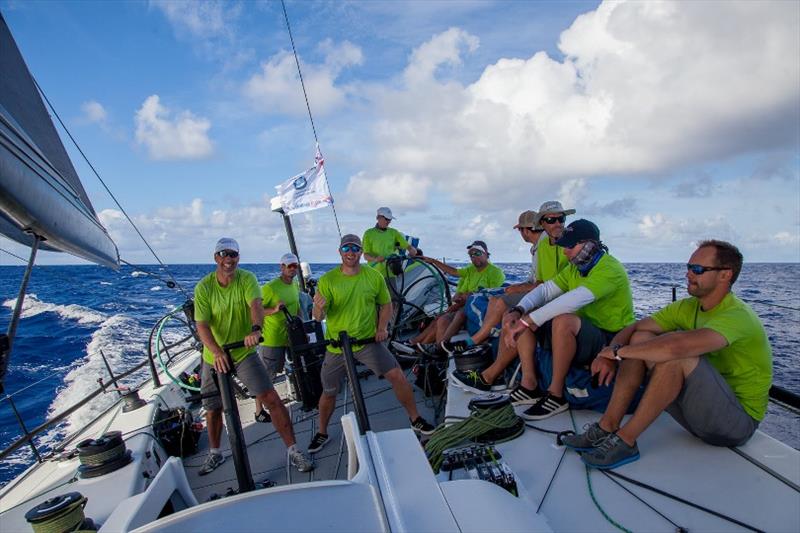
[210,447,221,456]
[465,337,475,346]
[288,444,297,454]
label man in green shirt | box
[253,252,301,423]
[306,234,434,454]
[194,238,312,474]
[362,207,418,277]
[564,240,772,469]
[489,220,634,421]
[409,240,505,346]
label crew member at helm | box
[362,207,418,278]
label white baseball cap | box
[215,237,239,254]
[280,252,299,265]
[376,207,395,220]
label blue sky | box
[1,0,798,266]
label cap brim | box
[555,234,580,248]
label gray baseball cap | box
[215,237,239,253]
[377,207,395,220]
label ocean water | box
[1,262,798,486]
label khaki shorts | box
[201,353,273,411]
[320,343,399,395]
[665,357,758,446]
[257,345,287,382]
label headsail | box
[0,13,119,268]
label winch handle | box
[222,336,264,352]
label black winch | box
[453,344,493,373]
[75,431,132,479]
[25,492,95,532]
[284,309,324,411]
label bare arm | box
[244,298,264,348]
[374,302,393,342]
[364,252,384,263]
[312,291,327,321]
[420,256,459,277]
[196,321,229,373]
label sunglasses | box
[541,215,566,224]
[686,263,730,275]
[217,250,239,258]
[340,245,362,253]
[284,263,299,269]
[468,250,485,257]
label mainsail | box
[0,13,119,268]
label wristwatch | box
[251,324,262,333]
[511,305,526,317]
[611,344,623,361]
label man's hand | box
[213,350,231,373]
[313,292,326,314]
[244,331,261,348]
[375,328,389,342]
[591,356,617,386]
[597,345,616,361]
[504,318,528,349]
[375,256,385,263]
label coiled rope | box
[425,402,521,473]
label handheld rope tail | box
[425,394,524,473]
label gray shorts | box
[320,343,399,395]
[257,345,287,381]
[201,353,274,411]
[665,357,758,446]
[499,292,525,308]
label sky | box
[1,0,798,266]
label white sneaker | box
[289,448,314,472]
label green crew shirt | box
[362,227,410,276]
[552,253,634,332]
[318,265,391,353]
[260,277,300,348]
[651,293,772,420]
[455,263,505,294]
[536,236,568,282]
[194,269,261,365]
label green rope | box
[569,410,632,533]
[156,306,201,392]
[29,495,87,533]
[426,404,521,473]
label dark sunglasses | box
[541,215,566,224]
[284,263,299,269]
[468,250,485,257]
[340,245,362,253]
[217,250,239,258]
[686,263,730,275]
[517,227,541,232]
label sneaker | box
[561,422,612,451]
[198,453,225,476]
[440,339,470,355]
[581,433,640,470]
[416,343,442,356]
[450,369,492,394]
[255,408,271,423]
[520,393,569,420]
[508,384,545,406]
[411,416,436,436]
[307,432,330,454]
[391,340,417,355]
[289,448,315,472]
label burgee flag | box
[275,144,333,215]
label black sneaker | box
[440,339,470,355]
[411,416,436,435]
[450,369,492,394]
[508,384,545,406]
[255,408,271,423]
[521,393,569,420]
[308,432,330,454]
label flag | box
[275,144,333,215]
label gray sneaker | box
[199,453,225,476]
[562,422,612,451]
[289,448,314,472]
[580,433,640,470]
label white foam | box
[2,294,106,325]
[150,286,162,291]
[100,281,112,286]
[131,271,146,277]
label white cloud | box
[350,0,799,210]
[637,213,738,245]
[151,0,239,39]
[134,95,214,160]
[81,100,107,124]
[774,231,800,247]
[244,40,363,116]
[343,172,431,212]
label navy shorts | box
[537,316,615,367]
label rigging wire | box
[280,0,342,238]
[0,247,27,263]
[31,78,190,298]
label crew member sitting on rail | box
[362,207,418,277]
[408,240,505,348]
[253,252,301,424]
[564,240,772,469]
[194,238,313,475]
[307,234,434,454]
[472,220,635,421]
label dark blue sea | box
[1,262,798,486]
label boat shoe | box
[580,433,640,470]
[561,422,612,451]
